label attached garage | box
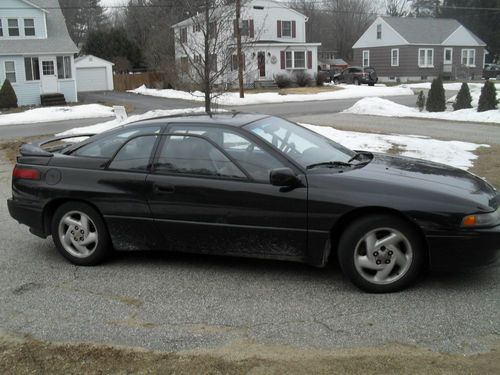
[75,55,114,92]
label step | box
[40,93,66,106]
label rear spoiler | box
[19,134,96,157]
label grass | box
[470,145,500,189]
[0,334,498,375]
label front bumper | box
[7,198,45,234]
[427,225,500,268]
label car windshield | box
[246,117,355,169]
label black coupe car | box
[7,114,500,293]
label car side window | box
[108,135,158,171]
[169,125,286,182]
[155,135,246,179]
[73,126,161,158]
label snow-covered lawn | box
[344,97,500,124]
[303,123,485,170]
[60,107,485,171]
[128,84,414,106]
[0,104,114,126]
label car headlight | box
[462,207,500,228]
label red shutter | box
[249,19,254,38]
[292,21,296,38]
[307,50,312,69]
[280,51,285,69]
[277,20,282,38]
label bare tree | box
[385,0,411,16]
[175,0,256,112]
[322,0,377,61]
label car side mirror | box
[270,168,300,187]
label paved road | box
[0,152,498,355]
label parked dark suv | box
[483,64,500,80]
[333,66,378,86]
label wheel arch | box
[42,198,105,235]
[327,206,429,264]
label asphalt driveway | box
[0,150,498,356]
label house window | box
[180,57,188,74]
[461,49,475,67]
[418,48,433,67]
[285,51,306,69]
[209,22,217,39]
[193,54,202,64]
[362,50,370,67]
[8,19,19,37]
[294,51,305,68]
[391,48,399,67]
[57,56,72,79]
[42,60,55,75]
[0,20,3,37]
[240,20,249,36]
[376,24,382,39]
[444,48,453,64]
[24,18,35,36]
[5,61,16,83]
[180,27,187,44]
[193,23,201,33]
[209,54,217,72]
[24,57,40,81]
[231,54,245,71]
[282,21,291,37]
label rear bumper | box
[427,226,500,269]
[7,198,45,234]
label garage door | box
[76,67,109,92]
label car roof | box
[123,112,271,129]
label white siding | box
[0,0,47,39]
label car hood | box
[311,153,498,210]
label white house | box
[75,55,114,92]
[0,0,79,106]
[172,0,321,87]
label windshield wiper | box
[306,161,353,170]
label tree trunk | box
[204,1,211,113]
[236,0,245,98]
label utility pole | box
[235,0,245,98]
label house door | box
[258,52,266,78]
[40,59,58,93]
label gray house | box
[0,0,78,106]
[352,16,487,82]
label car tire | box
[354,78,360,85]
[368,83,375,87]
[338,214,425,293]
[51,202,110,266]
[333,78,339,85]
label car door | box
[69,126,164,251]
[145,124,308,260]
[342,68,352,83]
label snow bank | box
[128,84,414,106]
[58,107,209,136]
[303,123,486,170]
[0,104,114,126]
[400,82,500,92]
[343,97,500,124]
[448,84,500,107]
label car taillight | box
[13,166,40,180]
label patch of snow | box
[343,97,500,124]
[303,123,487,170]
[128,84,414,106]
[58,107,210,136]
[400,82,500,92]
[0,104,114,126]
[448,84,500,107]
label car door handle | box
[154,183,175,194]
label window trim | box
[24,57,40,82]
[7,18,20,37]
[461,48,475,67]
[285,50,306,69]
[57,56,72,79]
[418,48,434,68]
[152,132,251,181]
[391,48,399,67]
[376,24,382,40]
[443,47,453,64]
[23,18,35,36]
[4,60,17,84]
[281,20,292,38]
[362,50,370,67]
